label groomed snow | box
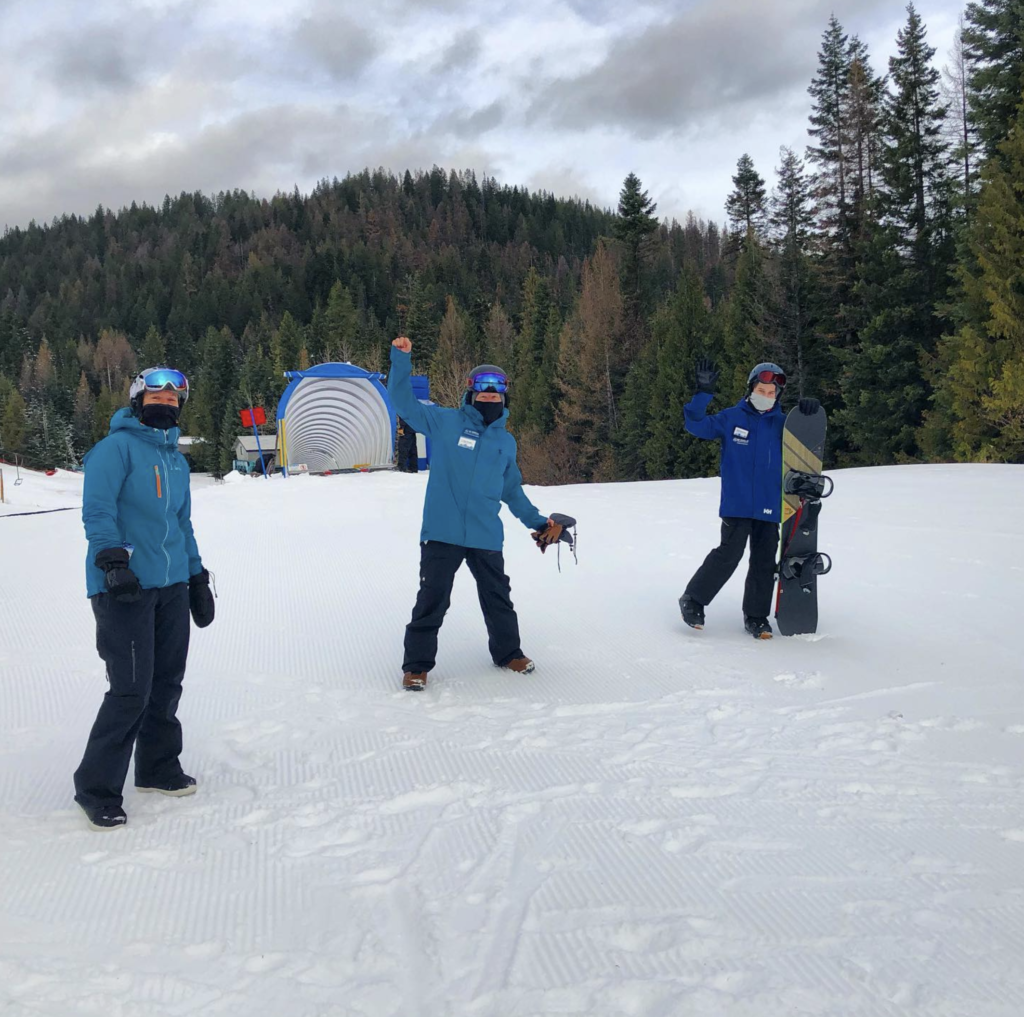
[1,464,1022,1016]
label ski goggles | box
[753,369,786,387]
[468,371,509,394]
[140,368,190,401]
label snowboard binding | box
[779,552,832,592]
[784,470,834,501]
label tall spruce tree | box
[963,0,1024,162]
[925,105,1024,462]
[770,147,822,397]
[725,154,769,246]
[839,4,953,464]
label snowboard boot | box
[744,616,773,640]
[403,671,428,691]
[679,595,705,630]
[136,774,197,797]
[78,802,127,831]
[503,657,536,674]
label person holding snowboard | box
[74,367,215,830]
[388,336,566,690]
[679,359,819,640]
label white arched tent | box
[275,363,395,475]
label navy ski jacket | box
[684,391,785,522]
[82,409,203,597]
[387,346,547,551]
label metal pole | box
[250,405,268,478]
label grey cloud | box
[431,100,505,138]
[529,0,891,137]
[435,28,482,72]
[293,8,381,80]
[50,30,140,91]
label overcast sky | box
[0,0,965,231]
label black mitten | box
[189,569,216,628]
[695,358,720,394]
[798,397,821,415]
[95,547,141,603]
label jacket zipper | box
[160,446,172,585]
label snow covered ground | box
[1,463,1023,1017]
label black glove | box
[695,358,720,394]
[798,397,821,416]
[189,569,216,628]
[95,547,141,603]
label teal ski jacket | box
[82,408,203,597]
[387,346,547,551]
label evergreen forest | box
[1,1,1022,480]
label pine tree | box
[925,106,1024,461]
[510,269,550,430]
[613,173,660,325]
[73,371,95,454]
[324,282,359,363]
[844,38,887,241]
[482,301,516,366]
[723,235,779,397]
[556,242,625,478]
[430,295,475,407]
[942,16,981,213]
[272,312,304,382]
[725,154,768,245]
[643,267,719,479]
[839,4,953,463]
[770,147,823,397]
[0,389,26,452]
[963,0,1024,161]
[140,325,166,367]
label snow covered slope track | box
[1,465,1022,1016]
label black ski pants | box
[397,433,419,473]
[403,541,523,673]
[74,584,191,810]
[685,517,780,619]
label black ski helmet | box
[747,362,786,394]
[466,363,511,408]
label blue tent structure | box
[275,362,432,476]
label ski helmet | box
[747,362,786,392]
[129,366,190,418]
[466,364,511,408]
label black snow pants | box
[684,517,780,619]
[74,584,191,810]
[397,433,419,473]
[403,541,523,674]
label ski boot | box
[403,672,428,691]
[679,595,705,630]
[78,802,127,831]
[744,616,773,640]
[503,657,535,674]
[136,774,197,797]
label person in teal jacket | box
[74,367,215,831]
[388,337,565,690]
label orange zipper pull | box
[154,464,162,499]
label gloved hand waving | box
[695,358,720,394]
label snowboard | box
[775,406,833,636]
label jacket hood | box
[108,407,181,447]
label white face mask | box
[749,391,776,413]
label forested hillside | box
[1,1,1021,478]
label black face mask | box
[475,399,504,425]
[140,403,180,430]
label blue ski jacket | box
[387,346,547,551]
[82,408,203,597]
[684,391,785,522]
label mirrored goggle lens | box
[143,369,189,399]
[756,370,786,386]
[470,373,508,393]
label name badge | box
[458,428,480,450]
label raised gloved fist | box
[798,397,821,416]
[531,519,564,553]
[95,547,142,603]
